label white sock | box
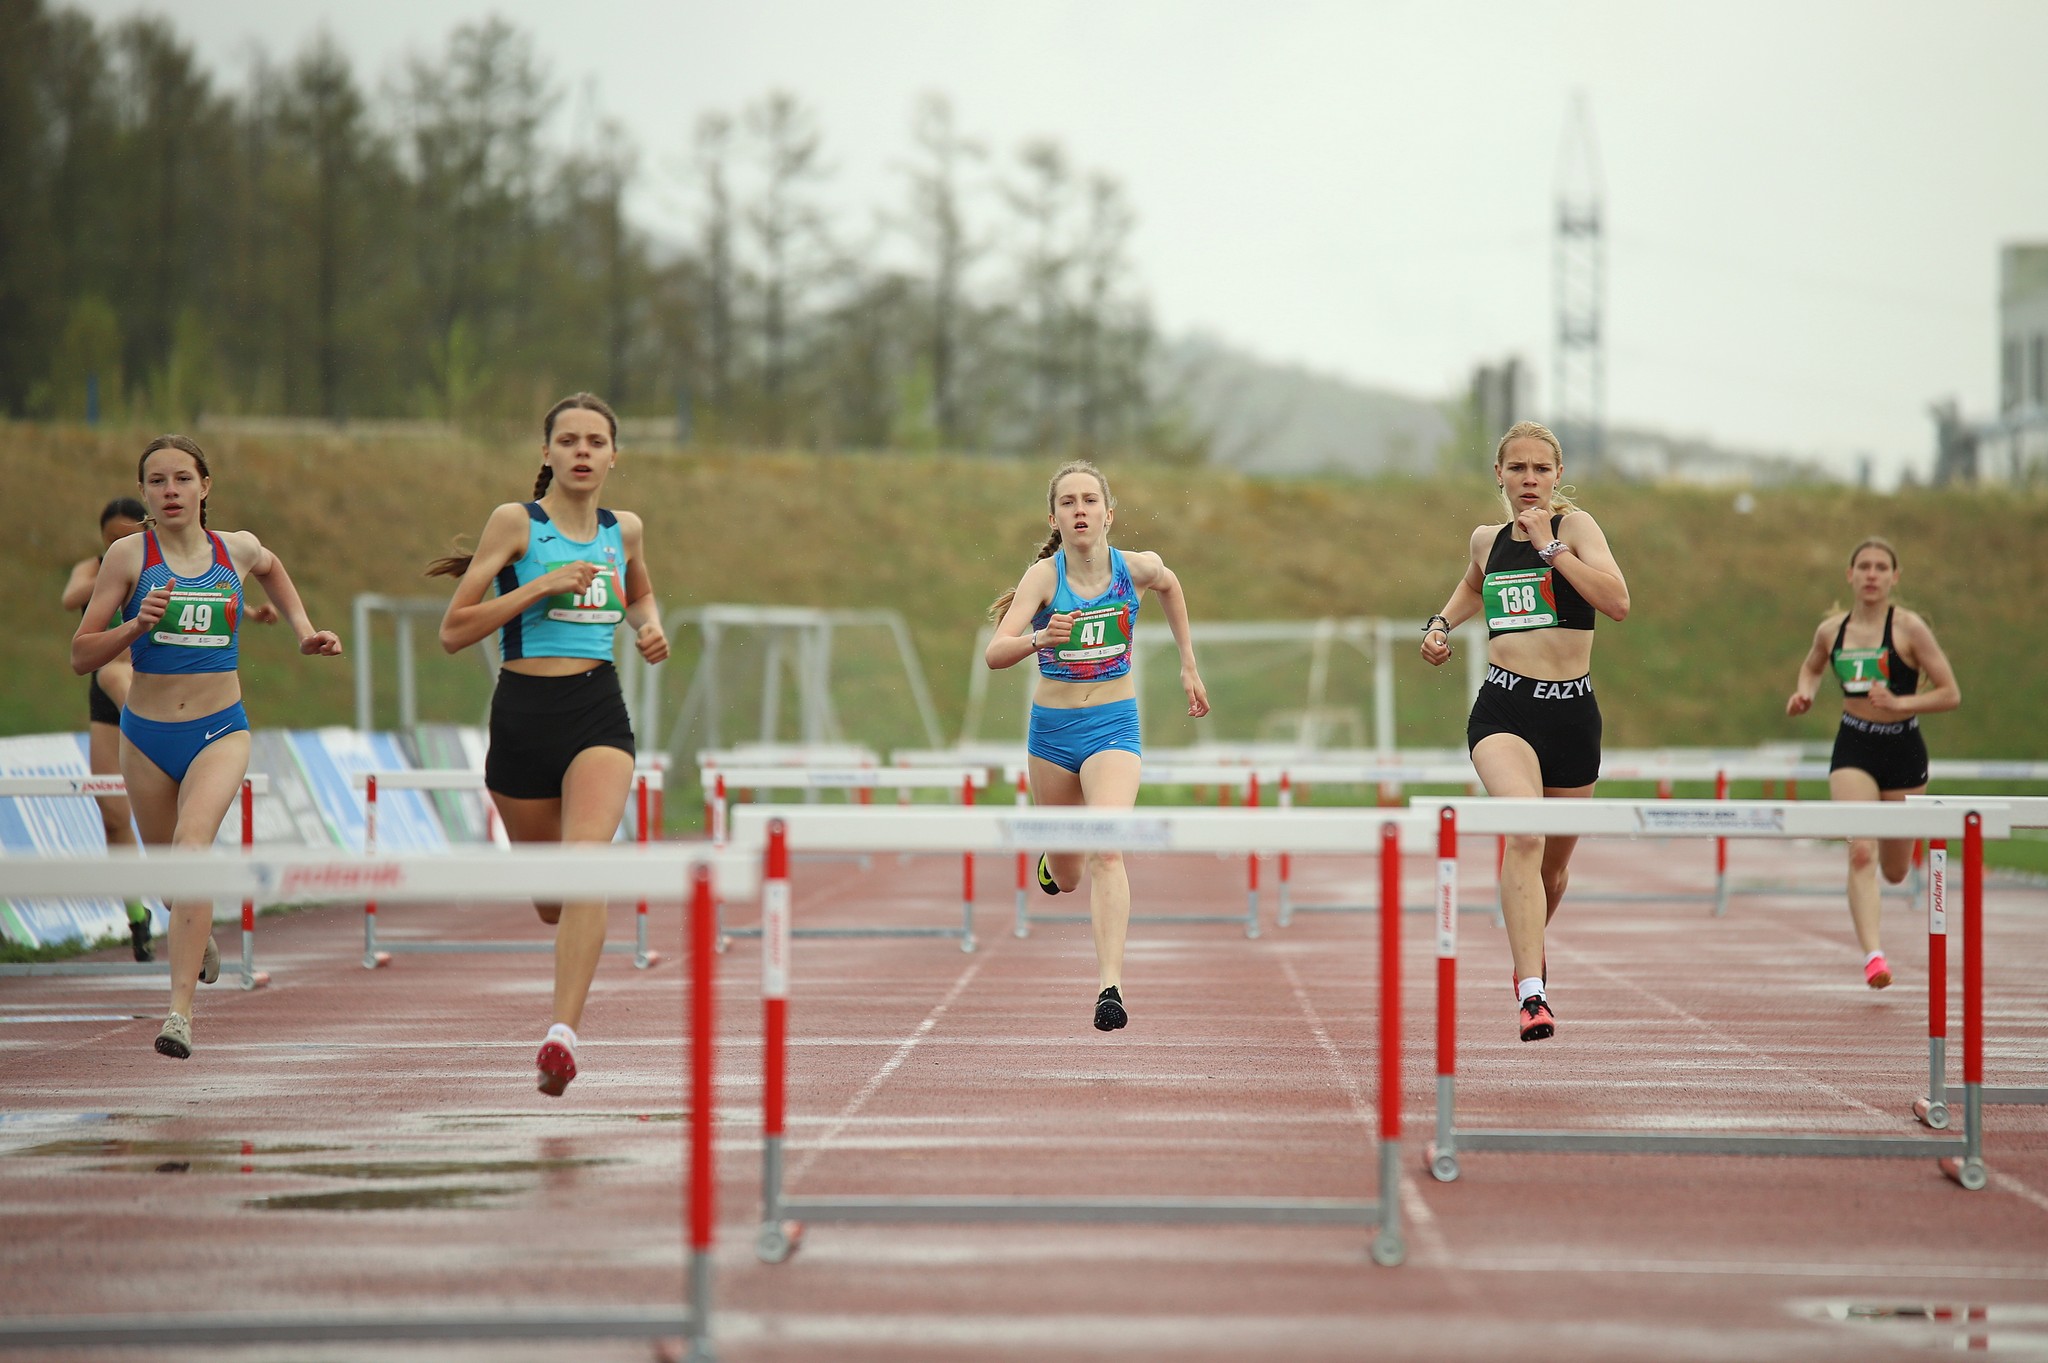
[1865,950,1886,966]
[1517,977,1545,1002]
[546,1022,578,1052]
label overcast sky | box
[71,0,2048,483]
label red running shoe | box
[1865,954,1892,989]
[536,1038,578,1096]
[1517,994,1556,1042]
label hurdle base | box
[237,970,271,991]
[1943,1084,2048,1106]
[754,1219,804,1264]
[1451,1128,1970,1161]
[363,951,393,969]
[1913,1096,1950,1130]
[776,1194,1381,1226]
[1941,1156,1989,1191]
[1423,1142,1460,1184]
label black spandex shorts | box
[87,672,120,727]
[1466,666,1602,790]
[485,664,636,800]
[1829,713,1928,792]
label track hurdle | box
[0,841,744,1361]
[1262,761,1485,926]
[709,764,988,951]
[0,773,271,988]
[354,769,665,970]
[730,803,1417,1269]
[1910,794,2048,1124]
[1002,760,1266,938]
[1421,797,2010,1193]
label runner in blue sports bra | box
[1419,422,1630,1045]
[1785,537,1960,990]
[985,460,1209,1033]
[72,435,342,1061]
[428,392,670,1097]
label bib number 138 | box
[1482,568,1556,632]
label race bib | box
[1482,568,1556,632]
[151,586,237,648]
[1833,647,1888,695]
[1055,605,1130,663]
[542,561,626,625]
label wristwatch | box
[1537,540,1567,565]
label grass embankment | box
[9,424,2047,872]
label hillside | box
[11,424,2046,764]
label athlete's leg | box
[1075,749,1142,992]
[550,745,635,1033]
[1537,783,1594,924]
[125,734,249,1022]
[89,721,137,849]
[1830,767,1884,954]
[1878,783,1923,885]
[1028,755,1087,892]
[489,793,565,923]
[1472,734,1547,982]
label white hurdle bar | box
[709,765,988,952]
[729,804,1417,1270]
[1422,798,2011,1193]
[0,773,273,988]
[0,843,741,1362]
[352,770,666,969]
[1001,761,1275,938]
[1910,794,2048,1121]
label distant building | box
[1977,243,2048,484]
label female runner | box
[1785,538,1959,987]
[1420,422,1630,1042]
[72,437,341,1057]
[985,460,1208,1032]
[429,392,669,1095]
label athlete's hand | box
[247,602,281,625]
[1038,612,1075,648]
[1514,504,1555,547]
[541,561,600,597]
[635,620,669,665]
[1865,680,1904,713]
[1785,690,1813,717]
[133,585,171,631]
[1420,629,1452,667]
[1182,664,1210,719]
[299,629,343,657]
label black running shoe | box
[1036,853,1060,896]
[1093,985,1128,1032]
[129,917,153,963]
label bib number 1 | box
[1833,647,1887,695]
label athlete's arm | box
[1785,618,1835,717]
[437,503,592,653]
[240,531,342,656]
[1129,551,1209,718]
[61,556,98,612]
[1544,509,1629,621]
[985,558,1063,670]
[1420,525,1491,667]
[617,511,669,665]
[70,536,156,675]
[1869,611,1960,717]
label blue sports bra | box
[1032,548,1139,683]
[123,530,243,674]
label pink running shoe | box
[536,1038,578,1096]
[1865,954,1892,990]
[1517,994,1556,1042]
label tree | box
[742,90,833,443]
[900,94,985,450]
[1004,138,1075,453]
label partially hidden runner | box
[1420,421,1630,1043]
[1784,537,1960,989]
[71,437,341,1058]
[985,460,1209,1033]
[428,392,669,1096]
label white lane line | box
[786,955,987,1183]
[1277,956,1461,1277]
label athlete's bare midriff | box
[1032,673,1136,709]
[502,657,609,678]
[124,670,243,723]
[1486,627,1594,683]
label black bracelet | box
[1421,615,1450,634]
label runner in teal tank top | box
[72,435,341,1061]
[428,392,670,1097]
[985,460,1209,1033]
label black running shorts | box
[1466,666,1602,790]
[87,672,120,727]
[1829,713,1928,792]
[485,663,636,800]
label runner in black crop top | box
[1785,538,1961,992]
[1483,516,1597,636]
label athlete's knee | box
[535,902,563,925]
[1847,839,1878,873]
[1880,847,1912,884]
[1541,864,1570,903]
[1503,833,1544,862]
[1084,849,1124,879]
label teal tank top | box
[496,503,629,662]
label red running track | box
[2,834,2045,1362]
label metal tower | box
[1554,95,1605,470]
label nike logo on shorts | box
[204,724,234,741]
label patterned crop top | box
[123,530,243,674]
[1032,548,1139,683]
